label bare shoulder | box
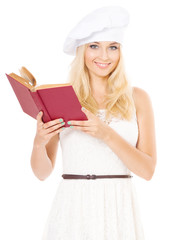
[132,86,153,116]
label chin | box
[95,72,111,78]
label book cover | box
[6,67,88,127]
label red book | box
[6,66,88,127]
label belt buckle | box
[86,174,96,180]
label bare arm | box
[102,87,157,181]
[30,111,65,181]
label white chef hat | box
[63,6,130,56]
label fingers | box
[43,117,64,129]
[35,111,65,147]
[44,121,65,134]
[36,111,43,122]
[36,111,65,131]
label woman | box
[31,6,157,239]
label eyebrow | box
[92,41,118,45]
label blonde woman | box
[31,6,157,239]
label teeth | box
[96,62,110,66]
[99,64,107,66]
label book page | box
[31,83,72,92]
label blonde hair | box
[67,43,136,122]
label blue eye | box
[110,46,117,50]
[89,44,98,49]
[89,45,118,50]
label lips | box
[94,62,111,68]
[95,62,111,65]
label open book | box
[6,66,87,126]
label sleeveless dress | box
[42,109,145,240]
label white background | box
[0,0,170,239]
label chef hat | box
[63,6,130,56]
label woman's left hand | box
[67,107,110,141]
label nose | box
[99,48,109,60]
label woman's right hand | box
[34,111,65,147]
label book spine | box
[30,91,51,123]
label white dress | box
[42,109,145,240]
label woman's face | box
[84,41,120,79]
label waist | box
[62,174,133,180]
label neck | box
[89,73,109,96]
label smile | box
[94,62,111,68]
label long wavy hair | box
[66,43,136,122]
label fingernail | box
[59,118,63,122]
[67,121,71,125]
